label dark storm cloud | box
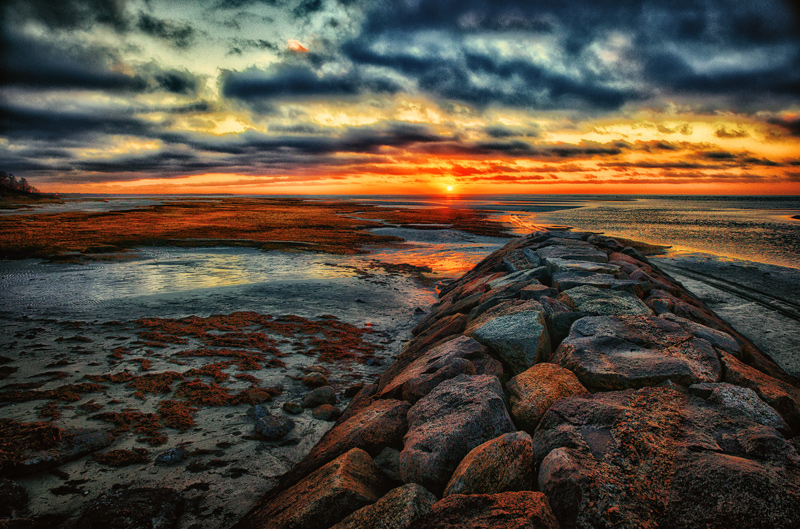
[330,0,799,111]
[2,0,131,31]
[171,121,446,156]
[268,123,321,134]
[24,126,630,182]
[73,150,204,174]
[357,0,798,42]
[641,51,800,97]
[0,31,199,95]
[598,161,727,170]
[215,0,282,9]
[415,139,626,160]
[655,142,678,151]
[221,64,401,101]
[153,71,198,95]
[137,13,197,49]
[743,158,780,167]
[0,103,156,141]
[161,101,213,114]
[484,126,541,139]
[228,38,280,56]
[702,151,737,160]
[768,116,800,136]
[0,31,145,92]
[340,41,636,110]
[3,1,200,49]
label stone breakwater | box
[233,230,800,529]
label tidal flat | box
[0,197,512,528]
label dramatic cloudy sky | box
[2,0,800,194]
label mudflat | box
[0,197,511,260]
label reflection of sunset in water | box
[364,242,504,276]
[493,213,570,236]
[130,249,372,297]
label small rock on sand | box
[312,404,341,421]
[255,413,295,441]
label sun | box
[446,185,454,192]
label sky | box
[2,0,800,195]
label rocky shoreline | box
[232,229,800,529]
[4,229,799,528]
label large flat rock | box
[486,269,546,291]
[466,301,550,374]
[414,492,560,529]
[552,315,722,391]
[535,245,608,264]
[233,448,389,529]
[557,285,653,317]
[720,351,800,431]
[332,483,437,529]
[503,248,541,272]
[545,258,620,275]
[291,398,411,478]
[552,272,644,295]
[661,313,742,357]
[534,387,800,529]
[400,375,515,492]
[379,335,487,402]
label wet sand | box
[653,254,800,378]
[0,201,513,528]
[0,262,438,529]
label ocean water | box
[348,194,800,269]
[503,195,800,269]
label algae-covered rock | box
[507,363,588,433]
[443,431,535,496]
[414,491,560,529]
[535,386,800,529]
[332,483,437,529]
[400,375,515,492]
[233,448,389,529]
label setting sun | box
[446,185,454,192]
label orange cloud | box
[287,39,309,52]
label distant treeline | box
[0,171,41,195]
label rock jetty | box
[233,230,800,529]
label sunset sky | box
[2,0,800,195]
